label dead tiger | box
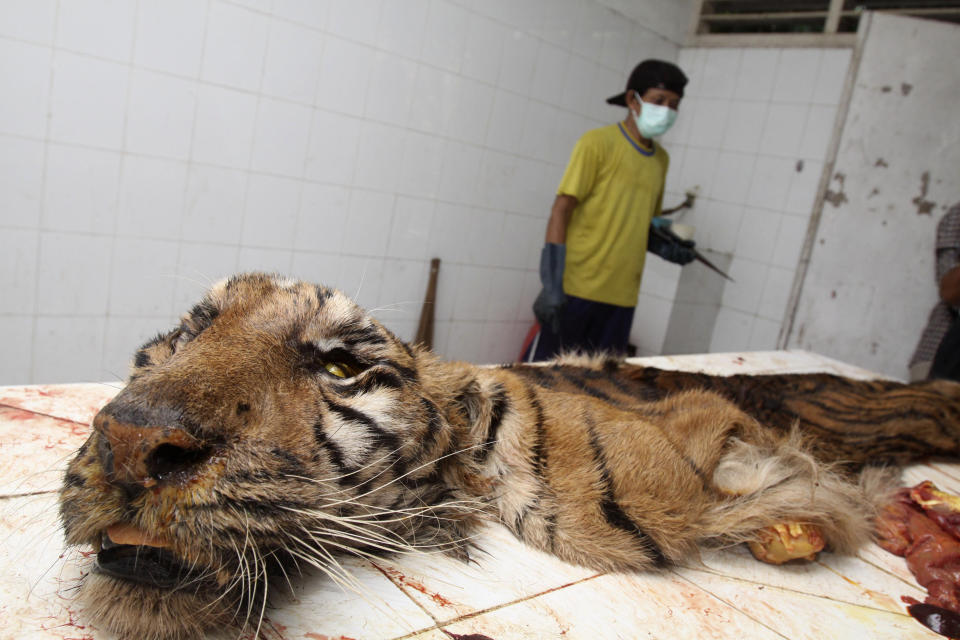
[58,273,960,639]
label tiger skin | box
[58,273,960,640]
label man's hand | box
[648,225,696,265]
[533,243,566,333]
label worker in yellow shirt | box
[532,59,693,360]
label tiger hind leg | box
[700,428,898,559]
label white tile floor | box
[0,351,943,639]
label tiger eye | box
[324,362,349,378]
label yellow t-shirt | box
[558,123,669,308]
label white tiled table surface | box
[0,351,946,639]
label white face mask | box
[633,94,677,138]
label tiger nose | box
[93,412,211,491]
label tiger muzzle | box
[93,407,214,494]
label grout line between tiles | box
[926,461,960,484]
[389,572,604,640]
[26,0,62,387]
[676,564,916,620]
[371,561,447,633]
[854,551,925,592]
[814,556,923,603]
[98,0,141,385]
[677,551,923,605]
[172,0,222,320]
[670,569,790,640]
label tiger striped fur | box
[58,273,960,640]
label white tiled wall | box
[0,0,682,384]
[644,46,851,355]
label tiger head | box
[59,273,490,640]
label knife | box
[649,225,735,282]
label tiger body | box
[58,273,960,639]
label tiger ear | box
[130,328,179,379]
[453,378,486,427]
[421,360,497,432]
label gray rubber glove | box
[533,243,566,334]
[648,225,696,266]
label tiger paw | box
[748,522,826,564]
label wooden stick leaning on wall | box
[415,258,440,350]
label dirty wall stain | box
[912,171,936,215]
[825,172,848,207]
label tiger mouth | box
[95,525,203,590]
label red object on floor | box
[518,322,540,362]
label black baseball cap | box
[606,59,688,106]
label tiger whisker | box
[280,500,486,543]
[271,552,298,599]
[228,509,258,630]
[251,543,270,640]
[197,561,243,618]
[301,510,414,546]
[295,496,483,551]
[93,379,125,390]
[283,499,488,524]
[228,525,249,624]
[284,542,363,595]
[299,446,405,491]
[288,528,360,584]
[216,540,247,623]
[285,439,487,501]
[321,444,417,499]
[289,531,463,583]
[320,527,474,555]
[366,299,419,314]
[300,523,420,554]
[164,269,216,293]
[287,532,394,572]
[239,512,264,636]
[294,516,476,556]
[310,443,490,511]
[235,547,253,629]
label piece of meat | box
[876,487,916,556]
[912,481,960,540]
[876,482,960,614]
